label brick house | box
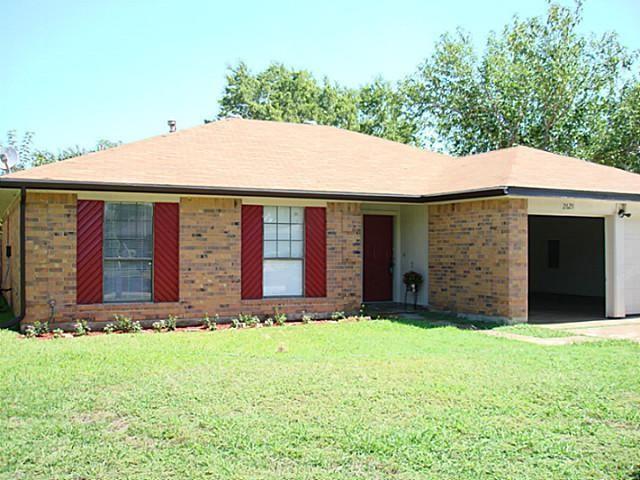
[0,118,639,329]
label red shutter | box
[305,207,326,297]
[77,200,104,304]
[153,203,180,302]
[241,204,263,299]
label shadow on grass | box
[381,311,502,331]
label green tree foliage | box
[0,132,120,174]
[405,1,639,171]
[216,62,421,145]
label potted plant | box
[403,271,423,293]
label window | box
[103,203,153,302]
[263,206,304,296]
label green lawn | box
[1,320,639,479]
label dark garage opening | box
[528,216,605,323]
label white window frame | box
[263,206,304,297]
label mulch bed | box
[23,318,352,340]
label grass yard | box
[1,320,639,479]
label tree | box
[357,78,422,145]
[405,1,639,169]
[589,81,640,172]
[0,131,120,174]
[215,62,420,144]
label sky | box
[2,0,639,153]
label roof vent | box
[227,113,243,120]
[303,119,317,125]
[167,120,176,133]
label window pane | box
[264,224,277,241]
[263,260,302,296]
[291,241,303,258]
[291,224,303,241]
[277,224,290,241]
[104,260,152,302]
[104,203,153,303]
[291,207,303,224]
[277,206,290,223]
[277,240,290,258]
[264,240,277,258]
[104,203,152,259]
[264,206,277,223]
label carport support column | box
[606,211,625,318]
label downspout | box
[19,187,26,327]
[0,188,25,330]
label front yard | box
[1,319,639,479]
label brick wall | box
[428,198,528,322]
[21,192,362,327]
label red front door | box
[363,215,393,302]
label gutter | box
[0,178,513,203]
[0,187,25,331]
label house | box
[0,117,639,329]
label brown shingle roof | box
[2,118,640,200]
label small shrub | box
[238,313,260,327]
[165,315,178,331]
[33,321,50,336]
[231,317,246,329]
[263,317,274,327]
[52,328,64,339]
[103,323,115,334]
[74,319,91,337]
[152,320,166,332]
[113,315,134,333]
[331,311,346,321]
[301,312,314,324]
[274,307,287,326]
[23,325,37,338]
[112,315,142,333]
[203,313,218,331]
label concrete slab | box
[480,330,601,346]
[537,318,640,342]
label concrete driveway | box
[540,318,640,342]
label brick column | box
[428,198,528,323]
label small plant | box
[231,317,245,329]
[273,307,287,326]
[403,271,424,291]
[52,328,64,339]
[165,315,178,331]
[33,321,50,336]
[23,325,37,338]
[74,319,91,336]
[331,311,346,321]
[152,320,166,332]
[263,317,274,327]
[113,315,134,333]
[238,313,260,327]
[131,321,142,334]
[359,304,367,316]
[203,313,218,331]
[103,323,115,334]
[301,312,314,324]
